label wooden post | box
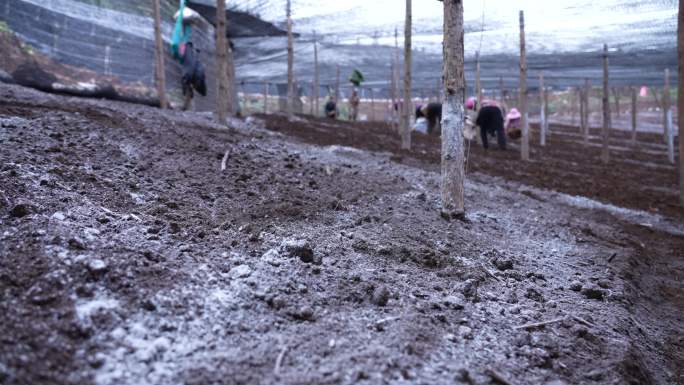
[394,27,401,132]
[390,62,397,127]
[226,42,237,115]
[499,76,504,104]
[310,81,315,115]
[402,0,413,150]
[613,87,621,117]
[631,86,637,143]
[335,65,340,103]
[519,10,529,161]
[313,30,319,117]
[264,82,269,114]
[441,0,466,218]
[216,0,229,124]
[286,0,294,120]
[666,68,675,164]
[664,69,671,143]
[152,0,167,109]
[539,73,546,146]
[579,87,586,138]
[678,0,684,206]
[370,88,376,121]
[572,87,578,127]
[543,77,549,138]
[601,44,610,164]
[475,51,482,108]
[584,78,590,144]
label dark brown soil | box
[258,114,683,220]
[1,84,682,385]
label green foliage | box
[0,20,11,33]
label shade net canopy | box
[227,0,678,95]
[0,0,678,104]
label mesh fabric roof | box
[225,0,678,92]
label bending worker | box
[467,98,507,150]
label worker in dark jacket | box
[325,97,337,119]
[416,103,443,135]
[474,100,507,150]
[181,42,207,111]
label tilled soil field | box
[0,84,683,385]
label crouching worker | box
[468,98,507,150]
[325,97,337,119]
[505,108,522,139]
[418,102,443,135]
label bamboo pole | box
[476,51,482,108]
[584,78,590,144]
[666,68,674,164]
[152,0,167,109]
[539,73,546,146]
[631,86,637,144]
[216,0,229,124]
[601,44,610,164]
[441,0,466,218]
[519,10,529,161]
[613,87,621,117]
[402,0,413,150]
[335,65,340,104]
[370,88,375,121]
[286,0,294,120]
[664,69,671,143]
[679,0,684,206]
[313,30,319,117]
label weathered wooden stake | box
[313,30,319,117]
[584,78,591,144]
[216,0,229,123]
[679,0,684,206]
[152,0,167,109]
[519,10,529,161]
[370,88,376,121]
[579,88,585,138]
[264,82,269,114]
[286,0,294,120]
[441,0,466,218]
[601,44,610,164]
[613,87,621,117]
[335,64,340,104]
[664,68,671,143]
[499,76,505,104]
[665,68,674,164]
[475,51,482,107]
[402,0,413,150]
[631,86,637,143]
[539,73,546,146]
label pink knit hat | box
[465,97,477,110]
[507,108,521,120]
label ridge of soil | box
[257,113,683,220]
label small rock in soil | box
[581,285,606,300]
[292,306,314,321]
[9,203,31,218]
[68,237,87,250]
[370,285,390,306]
[282,239,319,264]
[261,248,283,267]
[51,211,66,221]
[87,259,107,274]
[443,295,465,310]
[569,281,583,292]
[493,257,514,271]
[231,264,252,279]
